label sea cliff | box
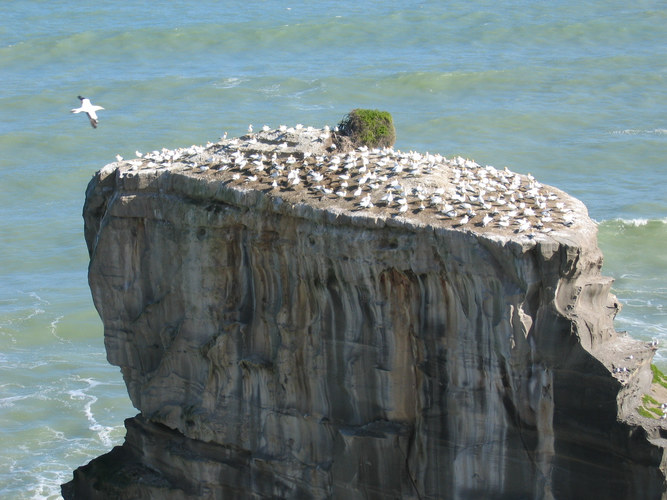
[63,126,667,499]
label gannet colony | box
[114,124,582,238]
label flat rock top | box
[110,125,593,242]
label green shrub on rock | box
[335,109,396,150]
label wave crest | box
[610,129,667,136]
[599,217,667,227]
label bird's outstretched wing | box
[72,95,103,128]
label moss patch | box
[336,109,396,149]
[643,393,659,406]
[651,364,667,389]
[637,374,667,419]
[637,406,655,419]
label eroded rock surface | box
[63,127,667,499]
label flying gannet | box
[71,95,104,128]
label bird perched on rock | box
[71,95,104,128]
[482,214,493,227]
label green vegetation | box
[643,393,659,406]
[336,109,396,149]
[648,406,664,417]
[651,364,667,389]
[637,383,667,419]
[637,406,655,419]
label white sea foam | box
[615,316,667,336]
[598,217,667,227]
[29,467,70,500]
[49,315,68,343]
[214,77,246,89]
[0,394,31,409]
[45,426,66,442]
[610,129,667,136]
[25,291,50,305]
[24,307,45,321]
[68,378,116,448]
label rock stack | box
[64,126,666,499]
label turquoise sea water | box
[1,2,665,497]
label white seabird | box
[482,214,493,227]
[71,95,104,128]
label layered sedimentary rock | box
[63,127,667,499]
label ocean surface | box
[1,1,665,497]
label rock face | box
[64,127,667,499]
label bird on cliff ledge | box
[71,95,104,128]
